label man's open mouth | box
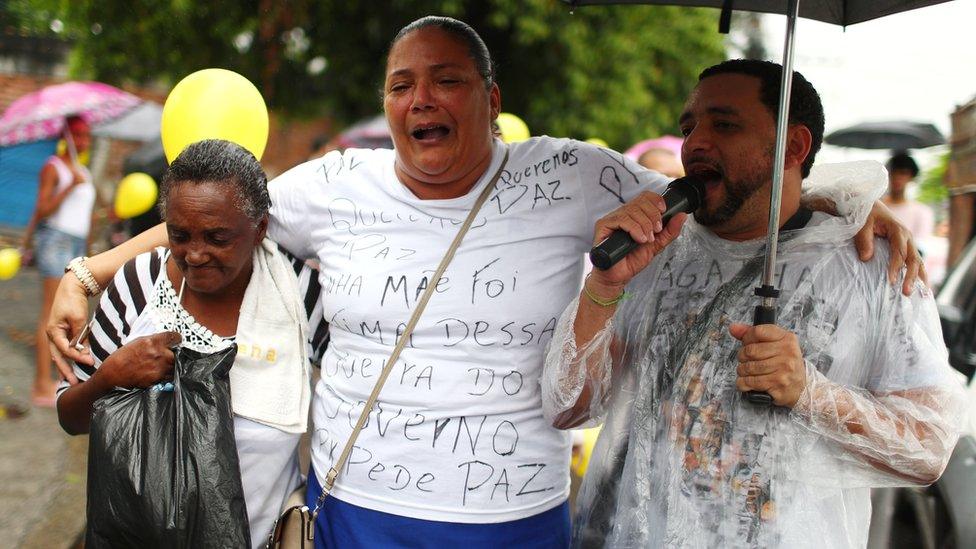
[684,162,724,203]
[687,164,723,187]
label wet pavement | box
[0,265,87,548]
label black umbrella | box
[564,0,952,405]
[825,120,946,150]
[564,1,952,26]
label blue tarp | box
[0,139,57,229]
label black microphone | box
[589,175,706,270]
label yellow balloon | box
[0,248,21,280]
[161,68,269,162]
[115,172,159,219]
[56,140,90,165]
[586,137,609,148]
[496,112,530,143]
[570,426,602,478]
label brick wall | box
[0,73,64,112]
[264,116,334,177]
[948,97,976,266]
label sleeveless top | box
[43,155,96,238]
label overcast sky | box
[755,0,976,167]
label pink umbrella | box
[0,81,141,147]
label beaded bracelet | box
[65,256,102,297]
[582,276,626,307]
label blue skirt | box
[305,468,570,549]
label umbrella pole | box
[745,0,800,406]
[64,127,80,167]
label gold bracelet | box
[582,276,626,307]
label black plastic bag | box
[86,345,251,548]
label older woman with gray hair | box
[56,139,328,546]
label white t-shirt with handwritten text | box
[268,137,669,523]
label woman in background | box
[28,115,96,407]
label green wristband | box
[582,278,626,307]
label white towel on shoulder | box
[232,238,310,434]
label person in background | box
[883,151,947,287]
[27,115,97,407]
[637,146,685,179]
[883,151,934,240]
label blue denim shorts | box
[34,224,85,278]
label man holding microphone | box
[542,59,966,548]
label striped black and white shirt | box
[56,246,328,393]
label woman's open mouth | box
[411,123,451,143]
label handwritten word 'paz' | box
[340,233,416,262]
[458,461,554,505]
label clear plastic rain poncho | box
[542,162,968,548]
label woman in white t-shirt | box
[46,16,924,549]
[28,115,97,407]
[56,140,328,546]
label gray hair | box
[159,139,270,222]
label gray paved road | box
[0,266,86,548]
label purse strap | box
[310,148,510,519]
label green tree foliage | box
[12,1,725,150]
[1,0,61,34]
[917,151,949,206]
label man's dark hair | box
[160,139,270,222]
[389,16,495,91]
[887,151,919,178]
[699,59,824,179]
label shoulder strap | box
[312,148,510,515]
